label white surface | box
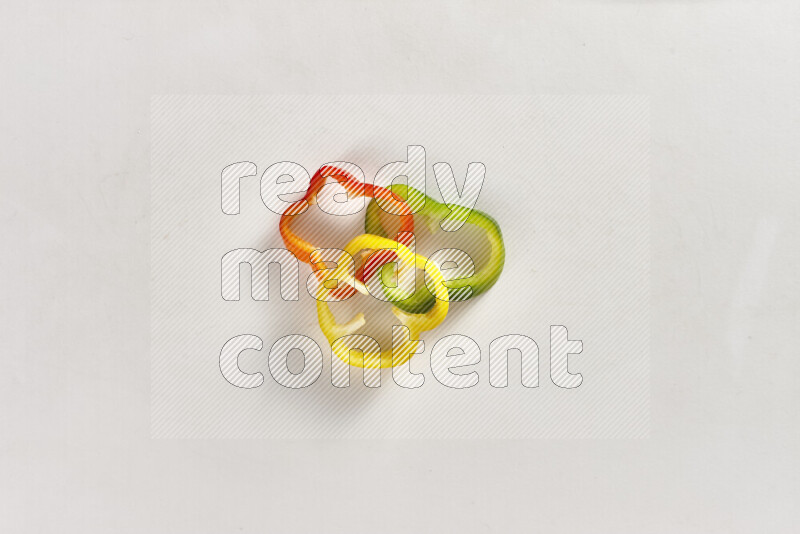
[1,1,798,532]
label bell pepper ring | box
[315,234,449,368]
[364,184,505,313]
[280,165,417,299]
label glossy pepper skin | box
[280,165,416,299]
[364,184,505,314]
[315,234,449,369]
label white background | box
[1,1,798,532]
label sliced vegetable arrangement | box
[280,165,505,368]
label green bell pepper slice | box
[364,184,505,314]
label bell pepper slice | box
[280,165,416,298]
[315,234,449,368]
[364,184,505,312]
